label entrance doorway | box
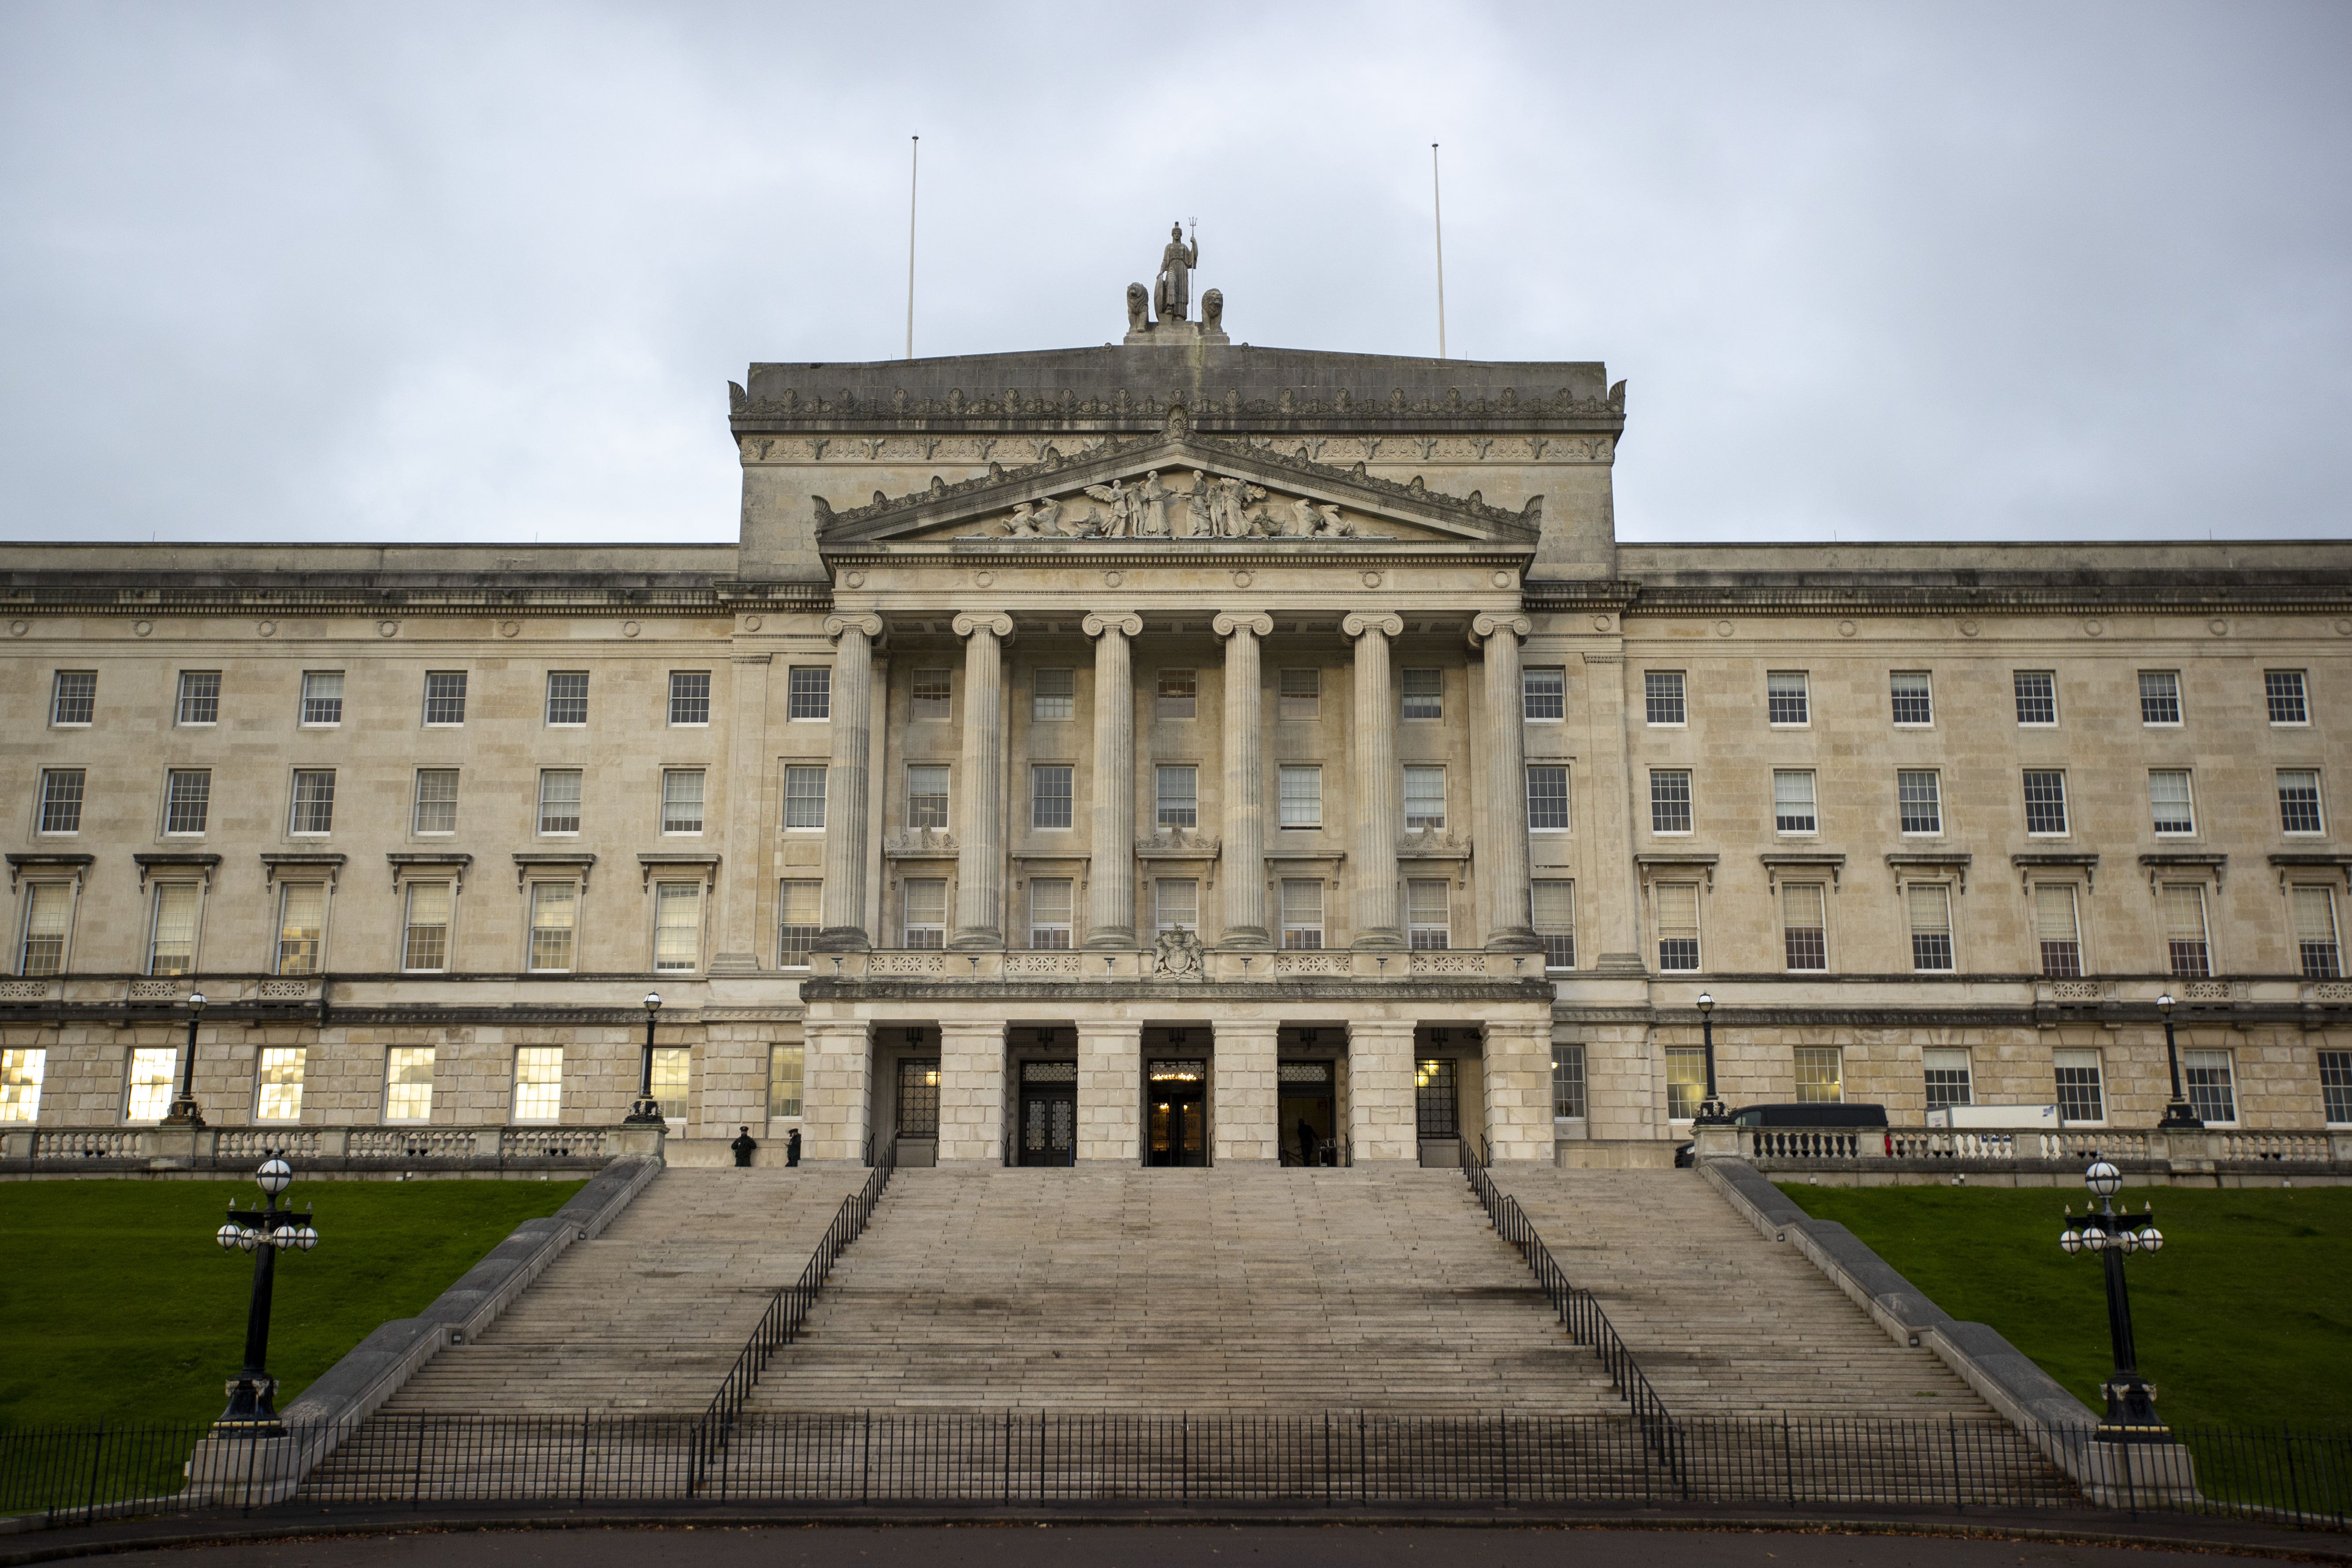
[895,1055,940,1168]
[1146,1059,1208,1166]
[1414,1055,1460,1168]
[1017,1059,1077,1166]
[1278,1059,1339,1166]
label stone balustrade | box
[801,947,1552,985]
[1698,1121,2352,1180]
[0,1123,664,1175]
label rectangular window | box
[125,1046,177,1123]
[2320,1051,2352,1126]
[769,1042,805,1119]
[1650,770,1693,835]
[2267,670,2310,726]
[1155,878,1198,935]
[668,670,712,726]
[1279,667,1321,719]
[402,881,452,972]
[1772,770,1817,835]
[1028,878,1074,949]
[1898,770,1943,835]
[1154,765,1198,830]
[290,769,336,835]
[783,765,827,831]
[2163,883,2211,977]
[2295,886,2342,980]
[1400,667,1442,720]
[1908,882,1955,972]
[38,770,84,835]
[906,765,949,830]
[2138,670,2182,726]
[777,880,820,969]
[654,883,701,971]
[1407,879,1450,950]
[1767,670,1809,726]
[1032,667,1074,721]
[1890,671,1933,726]
[276,883,324,975]
[176,671,220,726]
[1279,766,1322,829]
[413,769,459,835]
[1155,669,1198,721]
[1414,1058,1459,1138]
[384,1046,435,1123]
[148,883,199,976]
[1924,1048,1973,1113]
[2183,1049,2236,1124]
[2054,1048,2105,1124]
[2014,671,2057,726]
[2035,883,2083,977]
[513,1046,563,1123]
[651,1048,690,1122]
[903,879,947,948]
[1281,879,1324,949]
[1665,1048,1707,1121]
[2149,770,2195,835]
[528,882,577,972]
[50,670,95,726]
[1644,670,1686,726]
[1522,666,1565,722]
[662,769,706,834]
[1027,765,1073,830]
[544,671,588,726]
[164,769,210,835]
[2279,770,2325,835]
[3,1048,49,1123]
[1552,1044,1587,1119]
[1533,880,1576,971]
[1655,881,1700,972]
[911,669,951,720]
[897,1057,941,1137]
[1794,1046,1844,1105]
[2023,770,2069,835]
[301,670,345,726]
[1526,765,1570,833]
[538,769,583,835]
[1782,882,1826,972]
[1404,766,1446,830]
[422,671,468,726]
[249,1046,298,1122]
[786,666,830,720]
[19,884,70,977]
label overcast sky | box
[3,1,2347,548]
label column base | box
[1593,952,1649,977]
[1083,929,1138,949]
[1351,931,1408,952]
[813,928,872,954]
[1483,928,1542,953]
[947,932,1005,951]
[1216,929,1273,950]
[706,952,762,975]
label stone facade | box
[3,293,2348,1167]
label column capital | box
[951,611,1014,642]
[1081,611,1142,640]
[1468,612,1532,647]
[824,613,884,643]
[1213,611,1273,640]
[1341,611,1404,641]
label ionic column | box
[950,612,1013,949]
[1213,612,1273,948]
[801,1018,872,1163]
[816,615,882,952]
[935,1018,1006,1167]
[1345,1019,1419,1164]
[1082,612,1142,947]
[1470,613,1539,951]
[1343,612,1405,950]
[1076,1020,1142,1164]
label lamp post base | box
[161,1096,206,1128]
[2097,1374,2170,1442]
[215,1374,282,1436]
[621,1097,667,1126]
[1693,1099,1732,1126]
[2156,1102,2204,1130]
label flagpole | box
[905,135,919,361]
[1431,142,1446,360]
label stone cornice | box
[1542,581,2352,617]
[799,978,1554,1004]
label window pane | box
[783,765,827,831]
[1794,1046,1843,1104]
[1898,770,1942,834]
[1644,670,1685,725]
[2023,771,2068,835]
[907,765,949,829]
[1279,667,1320,719]
[2034,884,2082,977]
[423,670,467,725]
[1155,765,1197,829]
[2267,670,2309,725]
[385,1046,435,1122]
[1665,1048,1707,1120]
[2054,1048,2105,1124]
[1526,766,1569,832]
[277,883,324,975]
[2014,671,2056,725]
[165,770,211,835]
[413,769,459,834]
[1767,671,1808,725]
[246,1045,292,1122]
[1155,878,1198,933]
[1782,882,1826,971]
[126,1046,177,1122]
[1650,770,1692,834]
[2162,883,2210,977]
[769,1043,805,1118]
[655,883,701,970]
[1028,878,1074,949]
[1655,882,1699,972]
[778,879,821,969]
[1532,880,1575,970]
[1890,672,1933,725]
[2138,670,2181,725]
[2320,1050,2352,1125]
[528,882,577,971]
[1407,879,1449,950]
[38,770,84,834]
[176,671,220,725]
[1157,669,1196,719]
[2280,770,2324,834]
[1772,770,1816,834]
[1414,1058,1459,1138]
[545,671,588,725]
[896,1057,941,1137]
[2183,1049,2236,1123]
[291,770,335,834]
[302,670,345,725]
[2294,886,2342,980]
[1404,766,1445,830]
[51,670,96,725]
[2149,770,2195,835]
[1907,883,1953,972]
[539,769,583,834]
[786,666,830,720]
[1400,667,1442,720]
[149,883,198,976]
[1033,667,1074,721]
[513,1046,563,1122]
[903,879,946,947]
[403,882,451,972]
[1281,879,1323,949]
[1033,763,1077,830]
[1278,767,1322,828]
[663,770,706,833]
[1522,667,1565,721]
[1551,1044,1587,1119]
[911,669,951,719]
[669,670,712,725]
[20,883,70,977]
[1923,1048,1973,1113]
[652,1048,689,1121]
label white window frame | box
[401,880,454,974]
[1532,879,1575,972]
[902,878,947,948]
[384,1046,435,1124]
[1766,670,1809,727]
[275,880,327,976]
[1031,667,1074,722]
[1649,770,1693,836]
[543,670,588,727]
[661,769,707,835]
[1157,668,1198,720]
[2137,669,2183,727]
[146,880,203,977]
[1406,878,1450,951]
[512,1046,564,1124]
[1653,881,1700,973]
[2013,670,2058,727]
[777,879,822,970]
[421,670,468,727]
[527,881,578,973]
[1279,667,1321,720]
[1643,670,1687,727]
[2279,770,2326,836]
[783,765,827,832]
[1889,670,1934,727]
[910,668,952,721]
[18,880,77,977]
[1923,1048,1973,1113]
[163,768,211,837]
[2022,770,2070,838]
[906,765,950,831]
[50,670,96,728]
[1522,667,1565,722]
[289,768,336,836]
[1404,766,1446,831]
[1771,769,1817,836]
[653,880,704,973]
[2053,1047,2106,1126]
[2182,1048,2238,1126]
[1400,667,1443,722]
[1154,765,1198,831]
[667,670,713,727]
[786,666,831,721]
[37,769,85,836]
[2266,670,2310,727]
[537,769,583,836]
[2149,770,2196,837]
[412,768,459,836]
[175,670,221,727]
[1897,769,1943,836]
[300,670,345,727]
[1027,878,1074,950]
[1278,765,1322,830]
[1154,877,1199,936]
[3,1046,50,1123]
[1781,881,1828,973]
[1280,878,1325,950]
[124,1045,178,1124]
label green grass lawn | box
[0,1177,584,1430]
[1778,1180,2352,1431]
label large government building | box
[4,253,2349,1168]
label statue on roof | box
[1154,221,1197,322]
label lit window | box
[301,671,345,726]
[897,1056,941,1137]
[1028,878,1074,949]
[1655,882,1700,972]
[911,669,951,720]
[422,671,467,726]
[1665,1048,1707,1120]
[1278,766,1322,829]
[402,882,452,972]
[1898,770,1942,835]
[662,770,706,834]
[1279,668,1320,719]
[2014,671,2056,726]
[1407,879,1450,950]
[544,671,588,726]
[125,1047,177,1123]
[1155,878,1198,935]
[1033,667,1074,721]
[1772,770,1816,835]
[2022,771,2069,835]
[652,1048,690,1122]
[176,671,220,726]
[513,1046,563,1123]
[38,770,84,835]
[1924,1048,1973,1113]
[385,1046,435,1123]
[413,769,459,835]
[51,670,95,726]
[777,880,821,969]
[1400,667,1442,720]
[1281,879,1324,949]
[1414,1058,1459,1139]
[2183,1049,2236,1124]
[1766,671,1809,726]
[1650,770,1692,835]
[2138,670,2181,726]
[528,883,576,972]
[538,770,583,835]
[2054,1048,2105,1124]
[148,883,199,976]
[2320,1050,2352,1126]
[1526,766,1569,832]
[1644,670,1685,726]
[2279,770,2324,835]
[242,1044,291,1116]
[1404,766,1446,830]
[1157,669,1197,719]
[2147,771,2194,835]
[2162,883,2211,978]
[654,883,702,971]
[786,666,830,720]
[1889,671,1933,726]
[2295,886,2342,980]
[1782,882,1826,972]
[1031,765,1075,830]
[1794,1046,1843,1104]
[1532,880,1575,970]
[1155,766,1197,830]
[906,765,949,830]
[1551,1045,1587,1119]
[2,1048,49,1123]
[770,1043,805,1118]
[2266,670,2309,726]
[669,670,712,726]
[276,883,324,975]
[19,884,70,977]
[1522,667,1565,721]
[1907,883,1954,972]
[164,769,210,835]
[903,879,947,948]
[2035,884,2082,978]
[783,766,827,831]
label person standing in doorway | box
[786,1127,802,1168]
[1297,1118,1317,1168]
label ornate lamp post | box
[161,991,208,1127]
[2058,1155,2167,1441]
[1693,992,1731,1124]
[623,991,665,1124]
[212,1156,320,1433]
[2154,994,2203,1130]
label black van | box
[1730,1103,1888,1129]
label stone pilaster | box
[1212,1021,1279,1164]
[936,1018,1006,1167]
[1082,611,1142,947]
[1343,612,1405,949]
[816,615,882,952]
[950,612,1013,950]
[1346,1019,1418,1163]
[708,653,772,973]
[1213,611,1273,948]
[1479,1020,1557,1165]
[1076,1019,1142,1163]
[1469,614,1539,951]
[801,1018,872,1162]
[1583,650,1647,974]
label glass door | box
[1146,1059,1208,1166]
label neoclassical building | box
[4,275,2349,1167]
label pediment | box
[813,424,1542,551]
